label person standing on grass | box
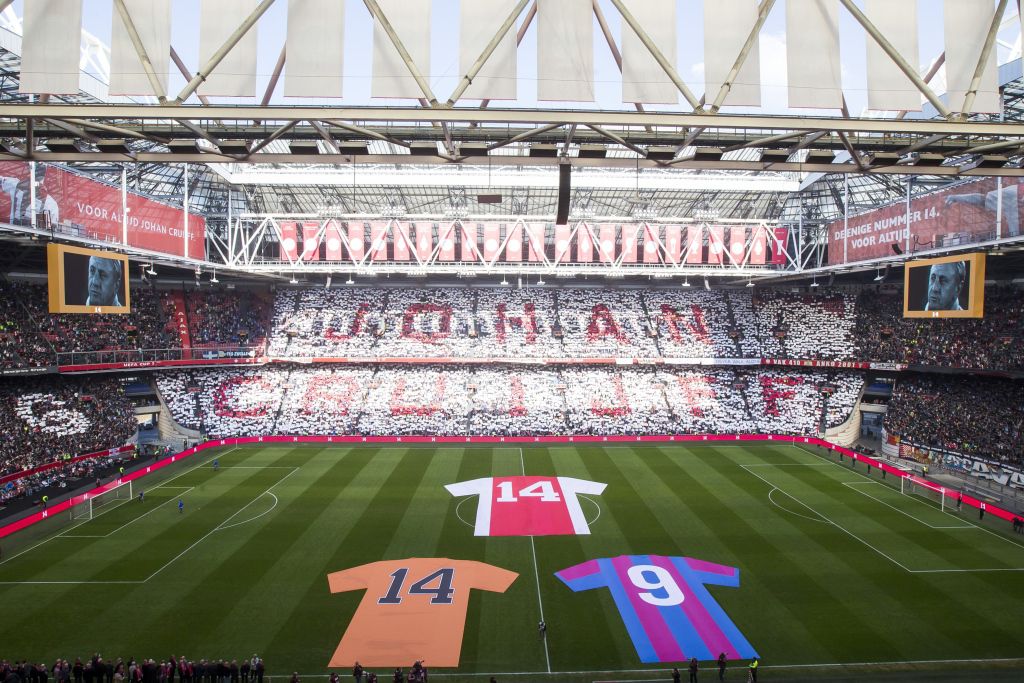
[353,662,363,683]
[688,658,699,683]
[178,499,184,514]
[957,491,963,511]
[748,658,758,682]
[392,669,402,683]
[671,668,681,683]
[330,674,339,683]
[253,659,263,683]
[138,490,144,503]
[537,620,546,639]
[239,661,249,683]
[980,501,986,520]
[717,653,726,681]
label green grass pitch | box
[2,443,1024,682]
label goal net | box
[900,475,948,512]
[71,480,132,521]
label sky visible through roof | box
[9,0,1021,116]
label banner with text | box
[0,161,206,259]
[827,177,1020,264]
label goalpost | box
[70,480,133,521]
[900,474,949,512]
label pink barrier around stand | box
[1,434,1016,540]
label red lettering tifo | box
[759,375,804,417]
[324,303,371,341]
[495,303,538,343]
[676,375,717,418]
[658,304,709,344]
[301,376,360,416]
[213,376,272,418]
[401,303,452,343]
[390,375,446,416]
[508,376,527,417]
[591,375,632,416]
[587,304,628,342]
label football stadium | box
[1,1,1024,681]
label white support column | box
[843,174,849,265]
[29,161,36,229]
[183,163,190,259]
[905,177,912,255]
[121,166,128,244]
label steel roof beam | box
[10,105,1024,136]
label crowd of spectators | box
[0,376,136,477]
[0,654,267,683]
[262,285,865,362]
[884,374,1024,464]
[155,365,864,439]
[854,286,1024,371]
[0,281,1022,372]
[186,289,271,348]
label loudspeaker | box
[891,243,903,255]
[555,164,571,225]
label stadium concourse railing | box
[1,434,1017,541]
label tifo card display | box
[326,558,518,667]
[445,476,607,536]
[556,555,759,664]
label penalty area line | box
[0,448,239,571]
[143,466,299,582]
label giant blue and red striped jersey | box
[555,555,758,663]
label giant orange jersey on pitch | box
[326,558,518,668]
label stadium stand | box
[154,365,864,439]
[884,374,1024,464]
[1,282,1022,372]
[854,286,1024,371]
[185,288,271,348]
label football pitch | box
[2,442,1024,683]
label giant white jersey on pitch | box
[445,476,607,537]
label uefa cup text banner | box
[827,177,1018,263]
[0,161,205,259]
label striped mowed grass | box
[1,442,1023,683]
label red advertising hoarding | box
[325,220,343,260]
[279,221,298,261]
[664,225,681,264]
[826,177,1020,264]
[620,225,638,263]
[728,226,746,264]
[437,223,457,261]
[577,224,593,262]
[392,222,410,261]
[302,222,321,261]
[460,223,479,262]
[527,224,545,262]
[707,225,725,265]
[686,226,703,264]
[415,223,433,261]
[0,161,205,259]
[505,224,523,262]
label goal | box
[900,475,949,512]
[71,480,133,521]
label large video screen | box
[903,252,985,319]
[47,243,131,314]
